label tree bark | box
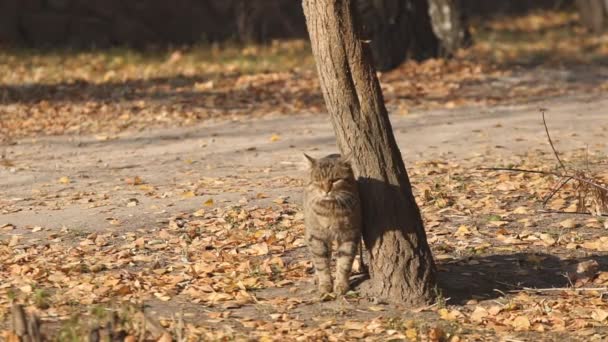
[575,0,607,33]
[302,0,436,304]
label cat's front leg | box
[334,238,357,294]
[308,235,333,294]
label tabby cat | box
[303,153,362,295]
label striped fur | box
[303,154,362,295]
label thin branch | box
[540,108,566,171]
[514,287,608,292]
[542,176,573,206]
[478,167,608,193]
[570,174,608,192]
[538,209,608,217]
[477,167,553,175]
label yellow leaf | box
[368,306,385,312]
[138,184,154,191]
[513,206,529,214]
[438,308,462,321]
[470,306,488,323]
[203,198,214,206]
[539,233,556,246]
[488,305,502,316]
[454,225,471,237]
[405,328,418,341]
[19,284,33,294]
[512,316,531,331]
[154,292,171,301]
[592,309,608,322]
[559,219,577,229]
[8,235,20,247]
[248,242,269,256]
[58,176,71,184]
[181,190,195,199]
[344,321,366,330]
[270,134,281,142]
[405,328,417,341]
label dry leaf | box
[470,306,489,323]
[591,309,608,322]
[559,219,577,229]
[512,316,531,331]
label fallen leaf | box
[470,306,489,323]
[512,316,531,331]
[181,190,196,199]
[591,309,608,322]
[454,225,471,237]
[559,219,577,229]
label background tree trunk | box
[355,0,440,71]
[428,0,471,56]
[302,0,436,304]
[235,0,307,43]
[575,0,607,32]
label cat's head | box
[304,153,356,197]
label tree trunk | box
[302,0,436,304]
[236,0,307,43]
[428,0,471,56]
[355,0,440,71]
[575,0,607,33]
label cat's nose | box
[322,181,332,194]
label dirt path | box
[2,93,607,233]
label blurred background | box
[0,1,606,62]
[0,0,607,140]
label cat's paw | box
[334,282,350,295]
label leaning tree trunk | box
[303,0,436,304]
[427,0,471,56]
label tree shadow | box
[0,73,323,111]
[0,75,224,105]
[439,252,608,304]
[354,177,608,305]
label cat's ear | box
[303,153,316,167]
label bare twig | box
[477,167,608,193]
[514,287,608,292]
[477,167,551,175]
[540,108,566,171]
[538,209,608,217]
[543,176,573,206]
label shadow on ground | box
[439,252,608,304]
